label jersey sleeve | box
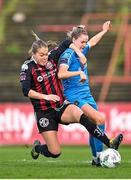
[49,39,72,63]
[20,63,31,97]
[82,42,91,55]
[59,51,72,68]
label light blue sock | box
[89,124,105,158]
[89,135,97,157]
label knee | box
[97,114,105,125]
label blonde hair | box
[67,25,87,40]
[28,31,57,55]
[31,30,40,41]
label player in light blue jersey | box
[58,21,112,166]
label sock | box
[93,156,98,163]
[35,144,52,157]
[95,124,105,152]
[35,144,60,158]
[90,133,104,158]
[80,114,110,147]
[35,144,61,158]
[89,135,97,157]
[97,152,102,158]
[91,124,105,157]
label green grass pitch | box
[0,145,131,179]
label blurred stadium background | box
[0,0,131,146]
[0,0,131,179]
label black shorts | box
[35,102,70,133]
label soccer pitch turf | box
[0,145,131,179]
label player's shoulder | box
[61,48,74,58]
[23,57,34,65]
[21,57,34,71]
[64,48,74,54]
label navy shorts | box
[35,102,70,133]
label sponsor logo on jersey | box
[37,76,43,82]
[20,72,27,81]
[21,64,28,71]
[46,62,53,70]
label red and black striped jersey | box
[20,39,71,111]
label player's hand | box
[44,94,60,102]
[79,54,87,64]
[103,21,112,32]
[79,71,86,83]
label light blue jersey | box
[59,43,92,104]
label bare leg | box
[81,104,105,125]
[41,130,61,155]
[61,104,83,123]
[60,104,110,147]
[31,130,61,159]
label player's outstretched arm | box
[88,21,112,47]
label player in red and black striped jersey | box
[20,40,70,111]
[20,32,123,161]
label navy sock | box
[35,144,61,158]
[80,114,110,147]
[35,144,52,157]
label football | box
[99,148,121,168]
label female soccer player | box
[20,32,123,161]
[58,21,112,166]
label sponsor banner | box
[0,103,131,145]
